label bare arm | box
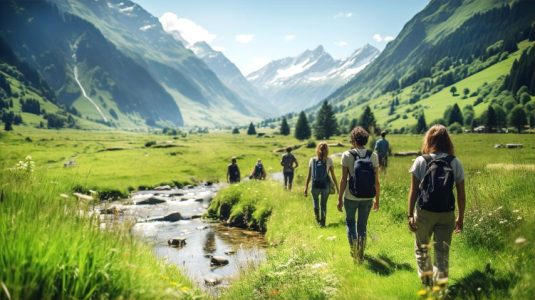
[455,180,466,233]
[329,166,339,194]
[337,166,349,211]
[304,164,311,196]
[373,167,380,211]
[407,175,419,231]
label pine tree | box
[450,86,457,96]
[232,127,239,134]
[388,101,396,115]
[415,112,427,134]
[486,105,497,132]
[4,118,12,131]
[280,117,290,135]
[508,105,527,133]
[348,118,358,132]
[463,88,470,98]
[314,101,338,139]
[447,103,464,125]
[295,111,311,140]
[247,122,256,135]
[358,106,376,133]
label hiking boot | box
[314,209,320,225]
[350,240,358,261]
[357,237,366,264]
[319,214,326,227]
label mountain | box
[247,44,379,112]
[0,0,183,128]
[50,0,265,127]
[324,0,535,131]
[189,41,278,117]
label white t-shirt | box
[409,153,465,183]
[341,148,379,201]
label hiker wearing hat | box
[374,131,390,174]
[227,157,241,184]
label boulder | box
[505,144,523,149]
[135,197,166,205]
[194,198,204,202]
[210,256,229,266]
[159,212,183,222]
[168,237,186,247]
[204,274,222,286]
[393,151,420,157]
[154,185,171,191]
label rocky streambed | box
[97,184,267,294]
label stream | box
[98,184,267,295]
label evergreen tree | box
[4,118,12,131]
[280,117,290,135]
[232,127,240,134]
[358,106,376,133]
[508,105,527,133]
[348,118,358,132]
[415,112,427,134]
[247,122,256,135]
[486,105,497,132]
[463,88,470,98]
[295,111,311,140]
[314,101,338,139]
[388,101,396,115]
[450,86,457,96]
[447,103,464,125]
[463,105,475,129]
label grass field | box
[1,127,534,299]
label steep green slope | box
[51,0,264,127]
[0,0,183,128]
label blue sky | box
[135,0,429,75]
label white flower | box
[515,237,527,245]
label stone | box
[224,250,236,255]
[204,274,222,286]
[190,214,203,219]
[505,144,523,149]
[135,197,166,205]
[169,192,184,197]
[159,212,183,222]
[154,185,171,191]
[100,207,121,215]
[168,237,186,247]
[393,151,420,157]
[210,256,229,266]
[194,198,204,202]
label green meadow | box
[1,128,534,299]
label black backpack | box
[312,158,329,189]
[254,164,264,177]
[282,153,295,172]
[417,155,455,212]
[348,150,376,198]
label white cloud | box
[336,41,348,47]
[212,45,226,52]
[334,12,353,19]
[235,34,255,44]
[373,33,395,43]
[159,12,216,45]
[284,34,295,41]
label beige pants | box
[414,207,455,282]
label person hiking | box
[227,157,241,184]
[407,124,465,288]
[374,131,390,174]
[281,147,299,190]
[250,159,266,180]
[337,127,380,263]
[304,142,339,227]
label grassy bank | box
[0,167,200,299]
[210,136,535,299]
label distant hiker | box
[407,124,465,287]
[374,131,390,174]
[338,127,380,263]
[250,159,266,180]
[227,157,241,184]
[281,147,299,190]
[304,142,339,227]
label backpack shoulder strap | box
[444,155,455,164]
[365,150,372,158]
[422,154,433,164]
[349,149,358,159]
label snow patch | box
[139,24,156,31]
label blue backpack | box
[348,150,376,198]
[417,155,455,212]
[312,158,329,189]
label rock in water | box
[168,237,187,247]
[190,214,203,219]
[135,197,166,205]
[210,256,229,266]
[154,185,171,191]
[160,212,183,222]
[204,274,222,286]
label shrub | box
[306,140,316,148]
[144,141,156,147]
[448,122,463,134]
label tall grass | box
[0,168,198,299]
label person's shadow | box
[445,263,515,300]
[364,253,413,276]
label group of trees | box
[21,98,41,115]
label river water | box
[98,184,267,294]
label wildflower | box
[499,220,507,224]
[515,237,527,245]
[513,209,520,213]
[517,216,522,220]
[432,286,441,292]
[416,289,427,296]
[496,206,503,211]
